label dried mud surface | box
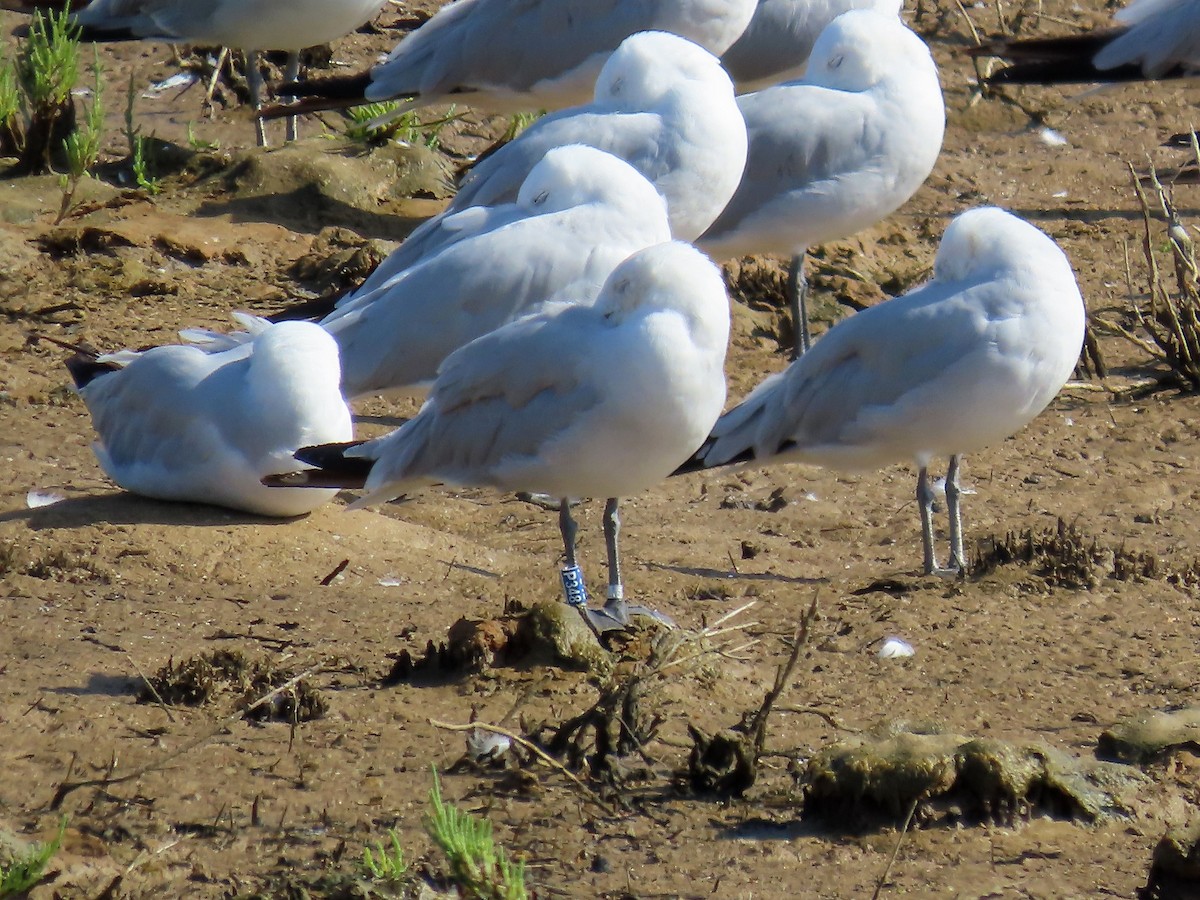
[4,2,1200,897]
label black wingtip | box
[31,334,112,390]
[74,24,139,42]
[672,443,761,478]
[971,30,1121,62]
[262,441,374,489]
[985,58,1167,85]
[294,440,367,468]
[257,72,375,120]
[64,352,120,389]
[671,454,708,478]
[266,295,341,323]
[973,28,1190,85]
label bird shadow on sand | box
[644,561,824,586]
[48,672,139,698]
[0,491,306,530]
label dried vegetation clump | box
[723,259,794,349]
[683,600,815,798]
[421,602,762,808]
[140,649,326,722]
[286,226,391,301]
[1097,164,1200,393]
[971,517,1200,590]
[2,539,112,583]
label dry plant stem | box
[958,0,995,106]
[954,0,983,45]
[747,595,819,755]
[49,661,327,810]
[701,600,757,634]
[125,651,176,723]
[429,719,617,816]
[1100,239,1165,359]
[871,797,920,900]
[1130,163,1200,387]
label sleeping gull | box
[186,146,672,398]
[0,0,387,144]
[697,9,945,358]
[680,207,1085,575]
[313,144,672,398]
[720,0,902,92]
[976,0,1200,85]
[266,242,731,631]
[67,319,353,517]
[263,0,757,119]
[401,30,748,244]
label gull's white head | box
[251,320,343,377]
[246,320,350,435]
[595,30,730,107]
[596,242,730,347]
[807,9,936,92]
[933,206,1075,285]
[516,144,668,220]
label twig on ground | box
[871,797,920,900]
[125,651,176,723]
[746,596,819,755]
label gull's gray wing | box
[453,110,665,210]
[700,83,880,250]
[354,303,603,498]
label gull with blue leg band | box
[266,242,730,636]
[561,566,588,607]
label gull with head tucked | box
[401,30,748,246]
[323,145,675,400]
[268,242,732,632]
[67,319,353,517]
[698,8,945,359]
[720,0,903,92]
[683,207,1085,575]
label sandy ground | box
[4,1,1200,897]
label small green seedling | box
[56,48,102,222]
[500,110,543,143]
[17,5,81,172]
[362,828,408,881]
[185,121,219,152]
[123,75,160,195]
[0,817,67,898]
[0,48,19,144]
[342,102,459,150]
[19,5,79,111]
[423,768,527,900]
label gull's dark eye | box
[533,190,549,205]
[828,54,844,70]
